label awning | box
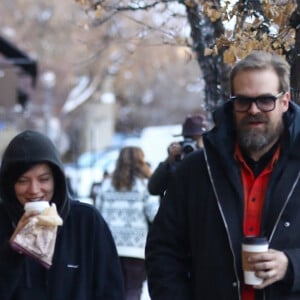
[0,35,38,87]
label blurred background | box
[1,2,299,298]
[0,0,208,201]
[0,0,298,203]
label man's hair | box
[230,51,290,95]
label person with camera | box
[147,114,207,198]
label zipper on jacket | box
[269,171,300,243]
[203,146,241,300]
[204,142,300,300]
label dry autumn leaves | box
[202,0,296,64]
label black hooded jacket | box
[0,130,124,300]
[146,101,300,300]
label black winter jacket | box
[0,130,124,300]
[148,160,178,197]
[146,101,300,300]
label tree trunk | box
[289,0,300,104]
[185,2,230,112]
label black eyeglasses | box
[230,92,284,112]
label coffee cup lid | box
[24,201,50,212]
[243,236,268,245]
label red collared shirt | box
[234,143,280,300]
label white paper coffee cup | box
[242,236,269,285]
[24,201,50,213]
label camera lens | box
[181,139,198,156]
[182,144,195,154]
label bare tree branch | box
[93,0,177,11]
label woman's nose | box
[28,180,40,194]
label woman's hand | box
[9,211,39,244]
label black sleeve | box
[145,166,192,300]
[283,249,300,292]
[93,211,125,300]
[0,241,24,300]
[148,161,173,197]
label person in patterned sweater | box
[95,146,159,300]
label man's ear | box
[282,92,290,112]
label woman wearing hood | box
[0,130,124,300]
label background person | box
[96,146,159,300]
[90,170,110,205]
[0,130,124,300]
[145,51,300,299]
[147,114,207,198]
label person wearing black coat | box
[148,114,206,198]
[0,130,124,300]
[145,51,300,299]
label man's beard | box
[236,114,284,153]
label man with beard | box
[145,51,300,300]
